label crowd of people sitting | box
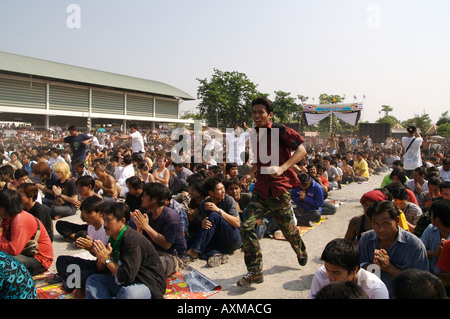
[0,122,449,299]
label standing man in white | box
[117,123,145,160]
[402,125,423,179]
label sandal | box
[184,253,198,264]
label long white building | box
[0,51,195,130]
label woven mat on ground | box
[33,267,221,300]
[271,216,327,240]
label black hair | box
[72,158,85,168]
[366,200,400,221]
[189,179,207,196]
[224,177,241,190]
[142,182,167,206]
[384,182,409,200]
[225,162,238,173]
[123,155,132,165]
[208,165,222,175]
[80,196,103,214]
[389,168,407,184]
[439,181,450,192]
[98,201,130,224]
[429,199,450,228]
[252,97,274,114]
[204,177,224,194]
[320,238,360,274]
[315,281,368,299]
[137,162,149,171]
[129,122,139,130]
[14,168,29,180]
[414,166,426,176]
[392,269,446,299]
[0,189,23,217]
[298,173,311,186]
[126,175,143,190]
[76,175,95,190]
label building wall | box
[0,72,187,129]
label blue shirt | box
[290,179,324,212]
[64,133,91,161]
[420,223,450,275]
[359,226,429,298]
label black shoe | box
[237,271,264,287]
[298,250,308,266]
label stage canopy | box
[302,102,363,126]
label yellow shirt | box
[353,159,370,179]
[398,211,409,231]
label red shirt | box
[251,122,304,199]
[0,210,53,269]
[438,239,450,272]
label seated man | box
[94,164,118,201]
[56,196,107,294]
[323,156,340,190]
[55,175,101,241]
[385,182,423,233]
[291,173,324,227]
[405,166,429,206]
[420,199,450,276]
[85,201,166,299]
[308,238,388,299]
[380,161,409,188]
[185,177,242,267]
[359,200,429,298]
[131,183,186,277]
[17,183,54,242]
[72,158,93,179]
[353,152,370,183]
[125,176,146,213]
[224,177,264,238]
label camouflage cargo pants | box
[239,191,306,273]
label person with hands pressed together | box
[85,201,166,299]
[358,200,429,298]
[130,182,186,277]
[55,196,107,295]
[50,161,79,220]
[185,177,242,268]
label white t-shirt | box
[402,136,423,170]
[131,131,145,153]
[87,224,109,245]
[307,265,389,299]
[438,166,450,182]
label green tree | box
[196,69,265,130]
[437,111,450,126]
[437,123,450,138]
[380,105,393,117]
[180,110,204,121]
[401,112,433,134]
[319,93,345,104]
[272,91,303,124]
[377,115,400,127]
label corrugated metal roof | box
[0,51,195,101]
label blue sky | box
[0,0,449,124]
